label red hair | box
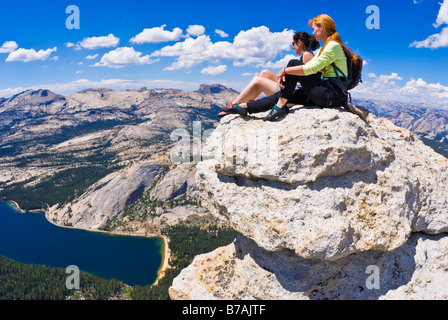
[308,14,360,63]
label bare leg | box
[219,70,279,117]
[233,70,278,105]
[276,97,289,108]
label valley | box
[0,84,447,299]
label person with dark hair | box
[218,31,320,118]
[222,14,368,122]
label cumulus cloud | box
[410,27,448,48]
[6,47,57,62]
[201,65,227,75]
[151,26,295,70]
[78,34,119,50]
[0,41,19,53]
[400,77,448,101]
[187,25,205,36]
[411,0,448,48]
[85,54,99,60]
[94,47,157,68]
[352,72,448,106]
[130,25,183,44]
[151,35,213,70]
[262,54,297,69]
[215,29,229,38]
[377,73,403,84]
[65,35,119,50]
[434,0,448,27]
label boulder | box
[170,106,448,300]
[169,232,448,300]
[197,107,448,260]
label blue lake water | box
[0,202,163,286]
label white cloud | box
[151,26,295,70]
[400,78,448,101]
[215,29,229,38]
[85,54,99,60]
[187,25,205,36]
[0,86,26,97]
[152,35,214,70]
[262,54,297,69]
[130,25,183,44]
[66,42,81,50]
[434,0,448,28]
[94,47,157,68]
[78,34,119,50]
[242,72,259,77]
[0,41,19,53]
[411,0,448,48]
[410,27,448,48]
[201,65,227,75]
[377,72,403,84]
[6,47,57,62]
[352,72,448,106]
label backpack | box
[331,47,363,92]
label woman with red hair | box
[218,31,320,118]
[222,14,368,122]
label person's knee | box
[251,75,264,88]
[259,69,272,79]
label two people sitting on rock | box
[218,31,319,119]
[220,14,368,122]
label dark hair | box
[293,32,320,51]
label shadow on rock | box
[235,233,419,300]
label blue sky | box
[0,0,447,105]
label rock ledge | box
[170,106,448,300]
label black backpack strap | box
[330,63,349,93]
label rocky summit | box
[169,105,448,300]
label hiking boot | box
[263,105,289,122]
[343,101,369,123]
[218,98,235,118]
[220,103,248,116]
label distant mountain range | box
[0,84,237,210]
[0,85,446,210]
[354,98,448,140]
[353,98,448,158]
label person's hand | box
[277,69,286,90]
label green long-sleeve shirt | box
[302,41,348,79]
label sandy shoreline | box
[155,235,171,286]
[3,200,171,287]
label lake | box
[0,202,164,286]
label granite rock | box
[196,107,448,260]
